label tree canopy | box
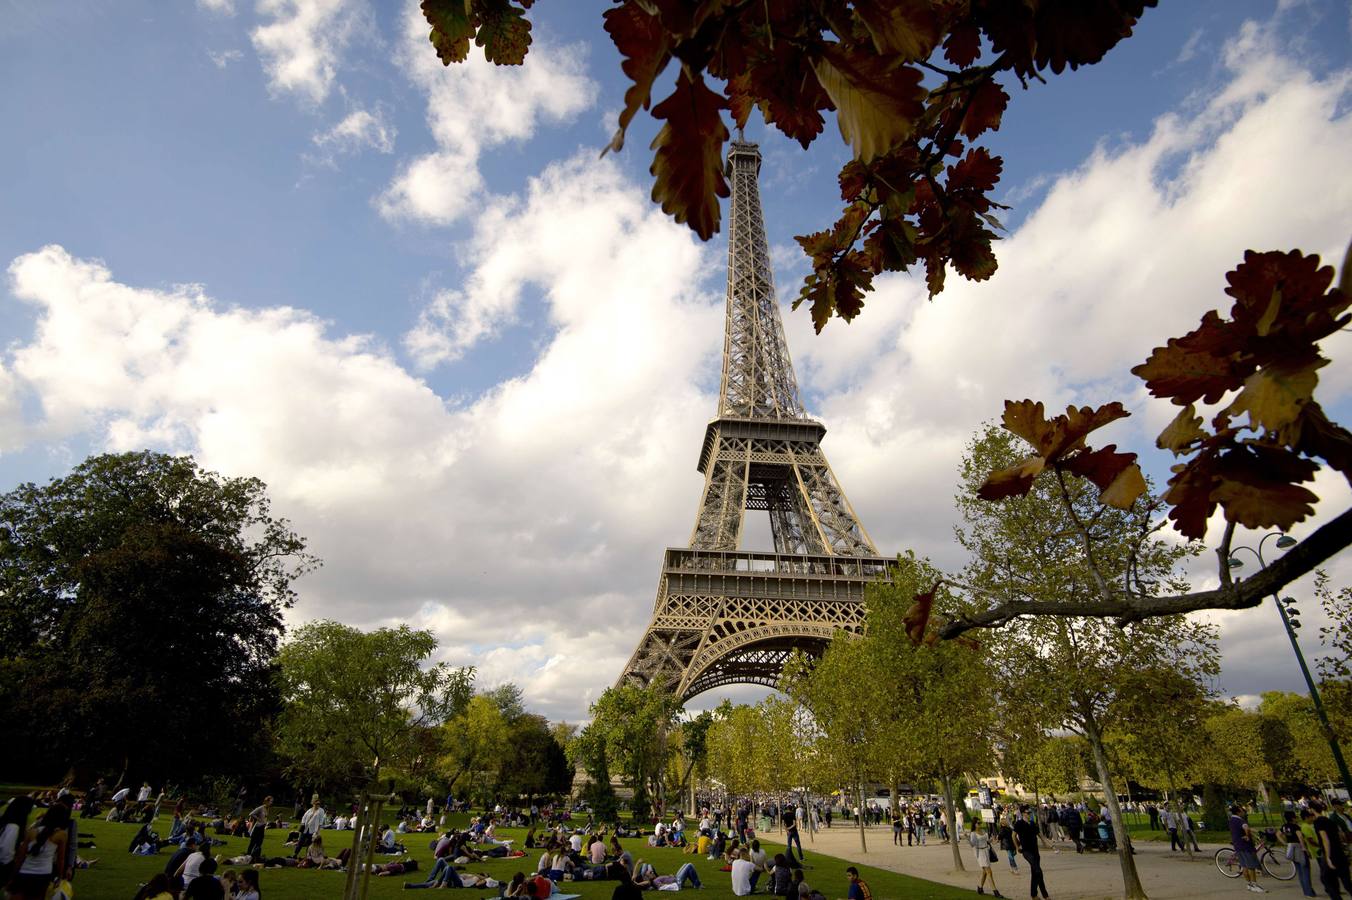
[275,619,475,787]
[0,451,315,783]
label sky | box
[2,0,1352,723]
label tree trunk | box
[942,773,965,872]
[1083,707,1147,900]
[1165,760,1192,859]
[856,780,868,854]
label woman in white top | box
[0,796,37,884]
[10,802,71,900]
[968,820,1002,898]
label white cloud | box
[376,1,597,227]
[250,0,360,105]
[1175,27,1205,64]
[207,48,244,68]
[197,0,236,15]
[3,152,719,722]
[312,107,396,160]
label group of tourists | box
[966,807,1051,900]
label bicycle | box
[1215,829,1296,882]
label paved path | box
[773,823,1306,900]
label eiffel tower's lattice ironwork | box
[619,141,892,702]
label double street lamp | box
[1230,532,1352,797]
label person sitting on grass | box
[133,873,176,900]
[549,847,574,881]
[769,853,793,896]
[184,856,225,899]
[500,872,528,897]
[237,868,262,900]
[590,834,607,865]
[845,867,872,900]
[730,850,756,896]
[380,823,406,854]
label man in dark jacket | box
[1060,805,1083,853]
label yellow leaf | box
[1099,462,1147,510]
[1229,360,1323,432]
[1156,404,1206,454]
[812,46,924,162]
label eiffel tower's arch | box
[616,139,893,702]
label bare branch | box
[1217,519,1237,588]
[938,505,1352,638]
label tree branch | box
[938,505,1352,638]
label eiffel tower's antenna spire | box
[718,140,805,420]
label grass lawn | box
[3,805,979,900]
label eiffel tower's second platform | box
[621,548,891,701]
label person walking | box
[783,807,804,861]
[997,817,1019,873]
[294,795,326,859]
[1014,807,1049,900]
[1315,799,1352,899]
[969,820,1003,898]
[891,810,902,846]
[1161,806,1181,852]
[1282,809,1316,898]
[1061,805,1083,854]
[1147,803,1160,831]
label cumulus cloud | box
[3,152,719,721]
[310,107,396,164]
[376,1,596,227]
[250,0,360,105]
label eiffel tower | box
[618,140,892,702]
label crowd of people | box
[15,779,1352,900]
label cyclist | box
[1228,803,1265,894]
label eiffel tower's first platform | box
[618,141,892,702]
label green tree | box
[496,713,574,802]
[706,702,766,799]
[1199,704,1273,793]
[786,555,996,865]
[669,711,714,814]
[584,682,682,818]
[439,694,510,802]
[1105,667,1212,856]
[276,620,473,789]
[1259,691,1339,788]
[569,724,619,822]
[0,451,315,783]
[482,682,526,721]
[957,426,1218,899]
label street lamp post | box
[1230,532,1352,798]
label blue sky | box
[2,0,1351,720]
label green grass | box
[5,807,980,900]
